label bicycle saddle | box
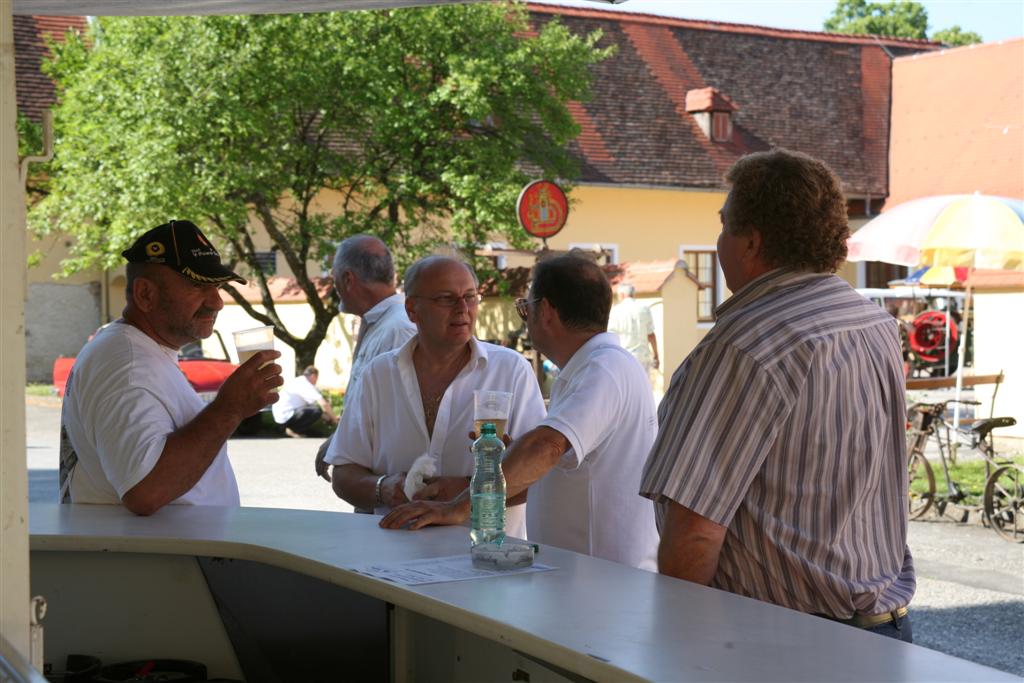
[969,416,1017,440]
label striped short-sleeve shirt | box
[640,269,915,618]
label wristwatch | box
[374,474,387,507]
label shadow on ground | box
[911,602,1024,676]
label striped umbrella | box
[848,194,1024,432]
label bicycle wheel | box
[907,451,935,520]
[983,465,1024,543]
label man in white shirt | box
[273,366,339,437]
[314,235,416,480]
[60,220,283,515]
[608,282,659,373]
[325,256,546,538]
[382,255,660,570]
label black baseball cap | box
[121,219,246,285]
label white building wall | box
[972,291,1024,439]
[25,282,101,382]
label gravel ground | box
[24,398,1024,678]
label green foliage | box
[17,112,44,158]
[32,5,611,366]
[824,0,928,39]
[931,25,983,47]
[824,0,985,44]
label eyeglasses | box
[515,297,540,321]
[411,293,482,308]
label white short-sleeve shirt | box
[608,298,655,366]
[325,336,546,538]
[528,332,659,570]
[60,322,240,507]
[273,375,325,424]
[346,293,417,399]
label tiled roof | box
[530,4,939,196]
[969,269,1024,291]
[685,87,738,113]
[14,15,87,123]
[605,259,699,295]
[887,39,1024,207]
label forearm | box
[648,333,659,359]
[658,501,727,585]
[319,399,338,422]
[122,399,243,515]
[332,464,381,509]
[501,426,570,500]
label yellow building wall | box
[542,185,725,263]
[660,269,701,383]
[972,291,1024,441]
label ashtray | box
[471,541,535,570]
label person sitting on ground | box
[324,256,546,538]
[59,220,283,515]
[273,366,339,437]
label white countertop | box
[28,503,1015,683]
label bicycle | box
[906,399,1022,542]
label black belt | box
[819,606,909,629]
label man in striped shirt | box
[640,149,915,642]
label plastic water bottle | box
[470,422,506,546]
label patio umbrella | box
[848,194,1024,432]
[848,194,1024,266]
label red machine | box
[909,310,959,364]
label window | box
[567,243,619,264]
[864,261,908,289]
[253,251,277,276]
[712,112,732,142]
[681,248,718,322]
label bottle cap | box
[480,422,497,435]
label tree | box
[30,6,611,368]
[824,0,982,45]
[824,0,928,39]
[931,25,983,47]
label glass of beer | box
[474,390,512,438]
[232,325,275,368]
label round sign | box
[517,180,568,239]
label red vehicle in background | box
[52,329,238,403]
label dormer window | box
[712,112,732,142]
[685,87,738,143]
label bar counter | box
[28,503,1013,682]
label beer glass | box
[473,390,512,438]
[232,325,275,367]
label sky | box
[531,0,1024,43]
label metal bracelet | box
[374,474,387,507]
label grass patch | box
[26,383,55,397]
[911,455,1024,505]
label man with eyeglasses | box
[314,235,415,483]
[381,254,659,571]
[324,255,545,538]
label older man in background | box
[608,282,659,376]
[314,235,416,481]
[326,256,545,538]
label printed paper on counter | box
[345,554,557,586]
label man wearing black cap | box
[59,220,283,515]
